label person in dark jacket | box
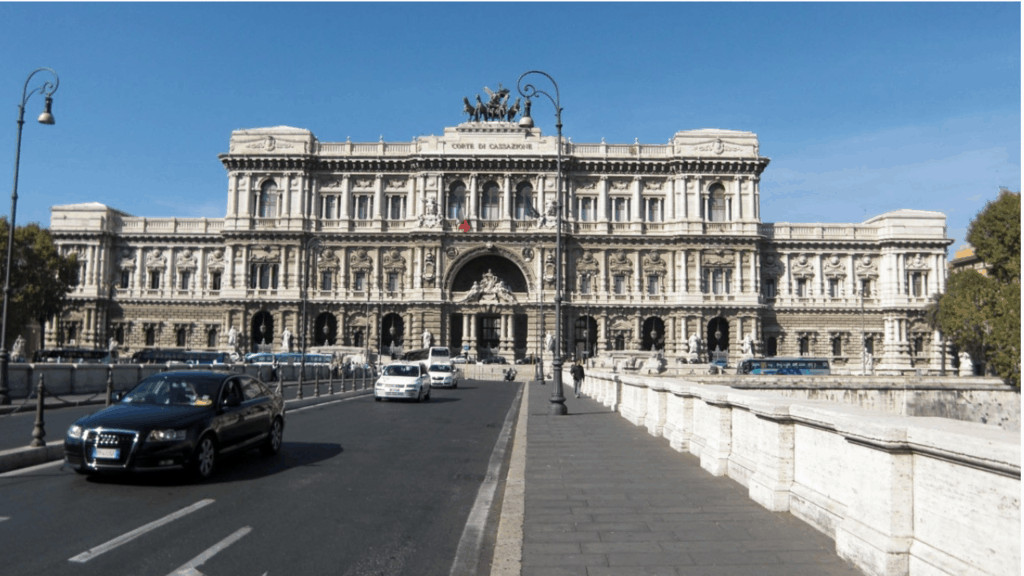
[570,361,585,398]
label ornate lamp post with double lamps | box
[517,70,567,415]
[0,68,59,405]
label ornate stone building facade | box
[48,104,952,374]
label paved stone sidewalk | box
[522,382,863,576]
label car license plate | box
[92,447,119,459]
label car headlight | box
[147,429,187,442]
[66,424,83,440]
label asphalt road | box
[0,379,522,576]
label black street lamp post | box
[298,236,321,394]
[518,70,567,416]
[0,68,59,405]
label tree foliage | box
[0,220,78,347]
[936,191,1020,387]
[967,190,1021,283]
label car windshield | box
[121,374,223,406]
[429,364,451,373]
[383,365,420,377]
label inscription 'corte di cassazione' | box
[451,142,535,151]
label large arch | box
[445,248,532,294]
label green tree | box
[0,220,78,349]
[936,191,1020,387]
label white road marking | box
[69,499,215,563]
[0,516,8,522]
[286,394,367,413]
[448,384,523,576]
[167,526,251,576]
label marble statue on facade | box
[227,326,238,350]
[687,333,701,363]
[959,351,974,377]
[281,327,292,353]
[545,331,555,353]
[741,333,755,359]
[422,330,432,349]
[11,335,25,362]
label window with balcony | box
[762,278,776,299]
[580,274,592,295]
[860,278,873,297]
[387,272,399,292]
[480,182,501,220]
[321,270,333,291]
[514,183,535,220]
[644,198,663,222]
[703,268,731,294]
[257,181,279,218]
[795,278,808,297]
[828,278,841,298]
[354,271,366,291]
[249,263,279,290]
[447,183,466,220]
[577,197,596,222]
[179,270,192,291]
[708,183,728,222]
[909,272,927,297]
[647,275,659,295]
[209,271,222,292]
[612,198,629,222]
[149,270,162,290]
[322,195,337,220]
[386,195,405,220]
[354,195,373,220]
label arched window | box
[258,181,279,218]
[480,182,501,220]
[514,182,534,220]
[708,183,727,222]
[447,182,466,220]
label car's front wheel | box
[261,417,283,456]
[191,435,217,480]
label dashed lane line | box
[69,499,216,563]
[167,526,252,576]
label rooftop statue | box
[463,83,521,123]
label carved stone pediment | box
[643,251,667,274]
[703,249,735,267]
[350,248,373,272]
[609,250,633,275]
[823,255,846,278]
[352,177,375,191]
[906,253,930,271]
[119,248,136,269]
[761,253,783,277]
[176,249,198,270]
[382,249,407,272]
[206,249,225,270]
[316,249,340,270]
[145,249,166,269]
[609,316,633,331]
[577,251,600,274]
[249,246,280,263]
[855,255,879,278]
[790,254,815,279]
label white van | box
[428,346,450,365]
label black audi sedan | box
[64,370,285,480]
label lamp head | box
[36,96,55,125]
[518,98,534,128]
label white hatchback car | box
[374,362,431,402]
[428,362,459,389]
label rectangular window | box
[832,336,843,356]
[210,271,222,292]
[355,195,373,220]
[647,275,659,295]
[386,195,405,220]
[828,278,840,298]
[762,278,776,299]
[354,271,366,291]
[578,197,595,222]
[321,270,333,291]
[796,278,808,297]
[580,275,592,295]
[387,272,399,292]
[145,326,156,347]
[645,198,663,222]
[179,271,191,291]
[613,275,626,295]
[865,336,874,355]
[120,269,131,289]
[481,317,500,342]
[323,195,337,219]
[711,269,731,294]
[860,279,872,297]
[249,264,278,290]
[207,328,218,348]
[149,270,161,290]
[910,272,926,297]
[612,198,629,222]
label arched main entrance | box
[707,317,730,358]
[313,312,337,346]
[251,311,274,352]
[381,313,404,359]
[447,253,530,360]
[642,317,665,351]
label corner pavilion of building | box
[47,113,952,374]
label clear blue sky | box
[0,2,1018,255]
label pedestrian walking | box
[570,361,585,398]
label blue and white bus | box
[737,357,831,375]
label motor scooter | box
[503,367,517,381]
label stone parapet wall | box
[577,369,1021,576]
